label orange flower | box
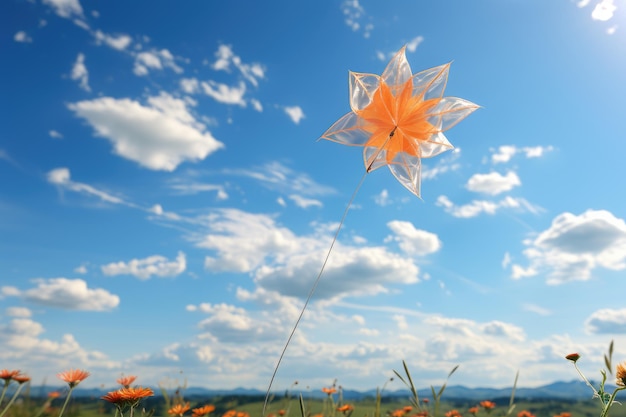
[117,375,137,387]
[565,353,580,363]
[236,412,249,417]
[169,403,191,416]
[321,386,337,395]
[102,390,126,405]
[57,369,90,388]
[120,386,153,401]
[480,400,496,410]
[337,404,354,413]
[445,410,461,417]
[517,411,535,417]
[616,361,626,386]
[222,411,236,417]
[422,399,429,404]
[391,409,405,417]
[192,405,216,417]
[555,413,571,417]
[0,369,20,381]
[12,374,30,384]
[48,391,61,399]
[278,410,286,416]
[468,406,479,415]
[402,406,413,413]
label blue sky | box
[2,0,626,393]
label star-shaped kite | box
[321,46,479,198]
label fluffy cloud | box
[14,31,33,43]
[592,0,617,21]
[225,161,335,196]
[197,208,420,300]
[134,49,182,76]
[94,30,132,50]
[71,53,90,92]
[510,210,626,284]
[466,171,521,195]
[49,130,63,139]
[47,167,127,205]
[211,44,265,87]
[201,81,246,106]
[68,92,223,171]
[16,278,120,311]
[284,106,305,124]
[288,194,323,209]
[102,252,186,280]
[385,221,441,256]
[586,308,626,333]
[436,195,541,218]
[491,145,554,164]
[341,0,373,38]
[42,0,83,19]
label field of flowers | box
[2,346,626,417]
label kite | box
[321,45,479,198]
[264,47,478,414]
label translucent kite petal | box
[320,112,371,146]
[412,63,450,101]
[363,146,389,172]
[349,72,382,112]
[381,46,412,88]
[388,152,422,197]
[419,131,453,158]
[427,97,480,132]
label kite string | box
[263,170,369,415]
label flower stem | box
[0,383,25,417]
[0,380,10,408]
[57,386,75,417]
[600,387,626,417]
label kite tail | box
[263,170,369,415]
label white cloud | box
[283,106,305,124]
[134,49,182,76]
[22,278,119,311]
[577,0,592,6]
[592,0,616,21]
[374,189,390,206]
[466,171,521,195]
[225,161,335,196]
[201,81,247,106]
[385,221,441,256]
[406,36,424,52]
[74,265,88,274]
[436,195,541,218]
[341,0,373,38]
[197,208,420,300]
[94,30,132,50]
[49,130,63,139]
[491,145,554,164]
[288,194,323,209]
[250,98,263,112]
[511,210,626,284]
[5,307,32,318]
[502,252,512,269]
[14,31,33,43]
[47,167,127,205]
[168,180,228,199]
[68,92,223,171]
[42,0,83,19]
[71,53,90,92]
[102,252,186,280]
[180,78,200,94]
[422,148,461,180]
[586,308,626,333]
[522,303,552,316]
[211,44,265,87]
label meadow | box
[2,348,626,417]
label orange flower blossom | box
[169,403,191,416]
[57,369,90,388]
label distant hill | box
[25,380,609,401]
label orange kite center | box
[357,78,439,163]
